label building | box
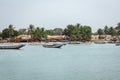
[91,35,99,41]
[91,35,112,41]
[17,35,31,40]
[46,35,66,41]
[16,35,31,42]
[105,35,112,41]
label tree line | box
[96,23,120,36]
[0,22,120,41]
[64,24,92,41]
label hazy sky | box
[0,0,120,32]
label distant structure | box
[91,35,112,41]
[16,35,31,42]
[46,35,66,42]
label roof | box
[47,35,65,39]
[17,35,31,39]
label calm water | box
[0,43,120,80]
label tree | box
[18,28,27,35]
[54,28,63,35]
[108,27,117,36]
[116,22,120,35]
[33,27,41,41]
[63,28,68,36]
[97,28,104,35]
[74,23,82,41]
[80,26,92,41]
[41,27,45,38]
[0,32,2,37]
[28,24,35,39]
[63,23,92,41]
[32,27,47,41]
[104,26,109,35]
[2,28,9,39]
[64,24,77,41]
[2,24,18,39]
[45,30,54,35]
[13,30,19,37]
[8,24,14,38]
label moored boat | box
[0,44,25,49]
[115,43,120,46]
[42,44,63,48]
[68,41,80,44]
[94,40,105,44]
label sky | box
[0,0,120,32]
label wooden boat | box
[42,44,63,48]
[68,41,80,44]
[0,44,25,49]
[94,41,105,44]
[115,43,120,46]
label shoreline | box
[0,40,119,45]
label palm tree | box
[28,24,35,40]
[18,28,27,35]
[33,27,41,41]
[81,26,92,41]
[104,26,109,35]
[8,24,14,38]
[116,22,120,35]
[41,27,45,38]
[64,23,92,41]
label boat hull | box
[68,42,80,44]
[42,44,63,48]
[0,44,25,49]
[115,43,120,46]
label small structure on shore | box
[46,35,66,42]
[16,35,31,42]
[91,35,112,41]
[91,35,99,41]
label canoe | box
[115,43,120,46]
[94,41,105,44]
[68,42,80,44]
[0,44,25,49]
[42,44,63,48]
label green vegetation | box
[97,28,104,35]
[0,22,120,42]
[116,22,120,35]
[97,25,118,36]
[63,23,92,41]
[45,30,54,36]
[54,28,63,35]
[0,32,2,37]
[27,25,47,41]
[2,24,18,39]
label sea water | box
[0,43,120,80]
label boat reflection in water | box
[42,44,63,48]
[0,44,25,49]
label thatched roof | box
[17,35,31,39]
[47,35,65,39]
